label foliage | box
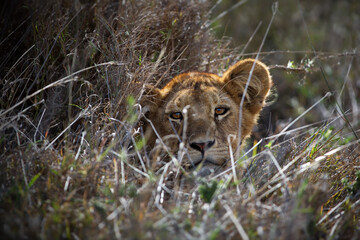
[1,0,359,239]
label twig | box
[329,217,342,237]
[223,204,249,240]
[1,61,123,118]
[236,2,278,158]
[207,0,248,27]
[3,44,35,80]
[238,21,262,59]
[268,64,306,72]
[227,134,240,195]
[34,108,46,142]
[266,149,290,195]
[110,150,149,178]
[203,51,360,66]
[211,140,264,180]
[317,198,347,225]
[45,106,90,150]
[16,130,32,207]
[75,131,86,161]
[0,99,44,131]
[274,92,332,141]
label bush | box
[1,0,359,239]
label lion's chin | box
[190,157,225,177]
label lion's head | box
[140,59,272,175]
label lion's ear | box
[139,84,162,116]
[222,59,272,114]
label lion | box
[140,59,272,176]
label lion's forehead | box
[181,73,218,88]
[163,72,220,91]
[165,87,221,113]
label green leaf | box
[135,137,146,151]
[127,95,135,107]
[199,181,218,203]
[28,173,41,189]
[265,140,274,149]
[70,103,83,110]
[323,127,333,140]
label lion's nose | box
[189,140,215,153]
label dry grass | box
[1,0,359,239]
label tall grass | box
[1,0,359,239]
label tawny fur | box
[140,59,272,171]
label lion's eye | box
[214,107,228,116]
[170,112,183,120]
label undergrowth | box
[1,0,359,239]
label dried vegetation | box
[0,0,359,239]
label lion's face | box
[141,59,272,174]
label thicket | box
[1,0,359,239]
